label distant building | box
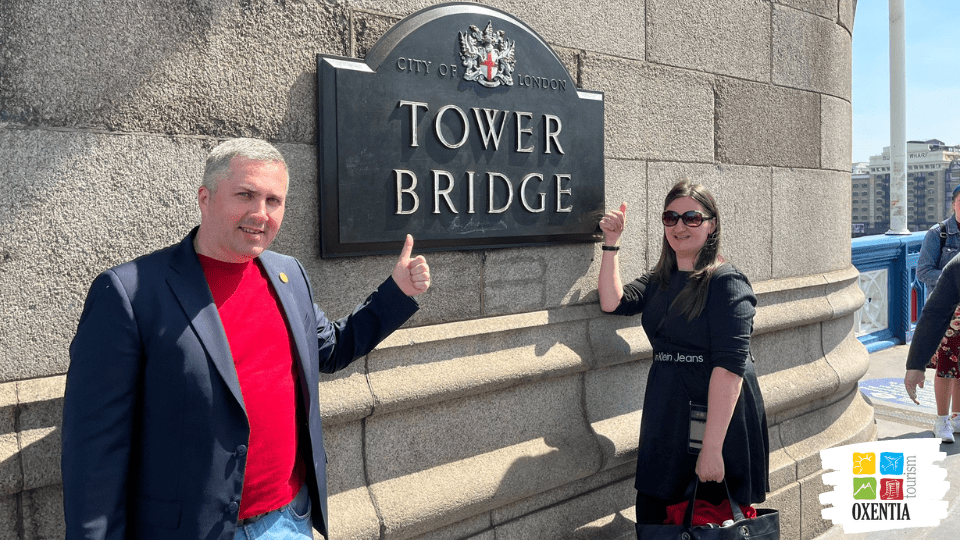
[851,139,960,237]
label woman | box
[598,180,769,527]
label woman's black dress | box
[612,264,769,511]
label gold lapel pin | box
[279,272,289,283]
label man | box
[61,138,431,540]
[911,184,960,442]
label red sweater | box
[199,255,304,519]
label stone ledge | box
[763,358,843,420]
[492,461,635,526]
[364,316,592,421]
[589,412,642,470]
[320,268,863,425]
[368,437,599,539]
[0,382,21,498]
[774,387,876,489]
[378,304,598,349]
[493,475,635,539]
[327,486,380,540]
[0,376,66,497]
[754,266,862,335]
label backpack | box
[938,218,954,266]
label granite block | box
[751,267,861,336]
[493,477,635,539]
[16,377,65,493]
[21,484,65,540]
[768,424,799,491]
[779,389,875,480]
[554,47,582,89]
[647,162,774,282]
[771,169,851,278]
[0,430,21,497]
[604,158,650,278]
[751,323,825,377]
[352,9,401,60]
[324,421,368,497]
[584,363,644,468]
[0,494,18,540]
[822,318,870,390]
[317,362,375,427]
[647,0,771,82]
[765,481,801,540]
[762,358,842,422]
[776,0,838,20]
[821,94,852,172]
[0,382,21,497]
[350,0,487,19]
[822,268,865,319]
[18,425,60,492]
[327,487,380,540]
[367,311,591,416]
[799,470,833,540]
[587,315,652,369]
[456,0,645,61]
[1,0,348,142]
[482,243,599,315]
[413,512,493,540]
[840,0,856,33]
[716,77,821,168]
[0,130,207,382]
[365,376,600,537]
[581,55,715,162]
[772,4,851,100]
[753,287,834,338]
[492,462,635,525]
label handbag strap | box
[681,478,746,527]
[723,479,746,522]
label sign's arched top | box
[367,4,548,76]
[317,2,604,257]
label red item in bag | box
[664,499,757,526]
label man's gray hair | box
[202,138,288,191]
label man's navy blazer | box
[61,230,418,540]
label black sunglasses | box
[662,210,714,227]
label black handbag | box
[636,479,779,540]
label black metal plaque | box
[317,2,604,257]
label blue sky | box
[851,1,960,162]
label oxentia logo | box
[849,452,910,521]
[820,439,947,533]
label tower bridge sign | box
[317,2,605,257]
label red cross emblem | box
[481,52,498,80]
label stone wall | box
[0,1,866,539]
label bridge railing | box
[852,232,928,352]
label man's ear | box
[198,186,209,213]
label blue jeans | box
[233,484,312,540]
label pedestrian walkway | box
[814,345,960,539]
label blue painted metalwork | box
[851,232,926,352]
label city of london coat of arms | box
[459,22,516,88]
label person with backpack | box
[909,184,960,442]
